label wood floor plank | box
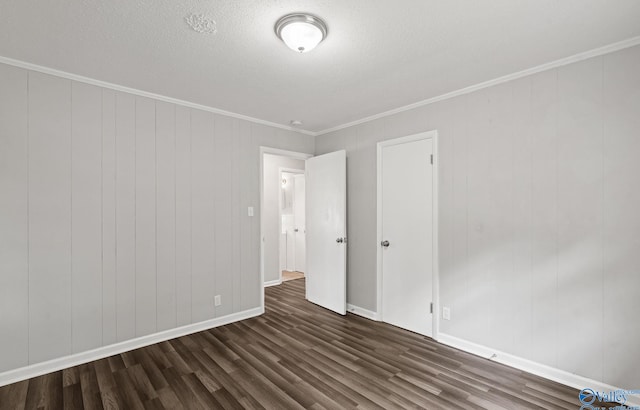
[0,380,28,410]
[62,383,84,410]
[43,372,64,409]
[77,364,100,406]
[276,358,360,409]
[212,387,250,410]
[181,372,223,409]
[113,367,146,410]
[160,366,203,410]
[99,388,124,410]
[0,278,599,409]
[155,386,184,410]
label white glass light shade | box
[281,22,323,53]
[275,14,328,53]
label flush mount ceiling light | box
[275,13,328,53]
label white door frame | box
[376,130,440,340]
[259,147,313,311]
[278,167,304,281]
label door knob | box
[381,240,390,248]
[336,237,343,243]
[294,228,299,232]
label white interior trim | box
[0,307,262,388]
[259,147,313,311]
[438,333,640,407]
[4,37,639,138]
[347,304,381,321]
[376,130,440,341]
[316,35,640,136]
[432,135,440,342]
[263,279,282,287]
[0,55,315,137]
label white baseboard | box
[347,304,381,321]
[438,333,640,407]
[0,307,263,388]
[264,279,282,287]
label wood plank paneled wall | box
[316,44,640,390]
[0,63,314,373]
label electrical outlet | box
[442,307,451,321]
[214,295,221,306]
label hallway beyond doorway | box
[282,270,304,282]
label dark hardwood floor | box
[0,279,602,409]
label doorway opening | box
[259,147,347,316]
[279,169,306,283]
[259,148,312,302]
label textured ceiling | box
[1,1,640,133]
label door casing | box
[259,147,313,311]
[376,130,440,340]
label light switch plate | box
[248,206,254,217]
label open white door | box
[306,150,347,315]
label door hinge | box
[430,302,433,314]
[430,154,433,165]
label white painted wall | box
[262,155,304,284]
[0,62,314,373]
[316,44,640,390]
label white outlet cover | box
[443,307,451,320]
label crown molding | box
[315,35,640,136]
[4,35,640,138]
[0,55,317,137]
